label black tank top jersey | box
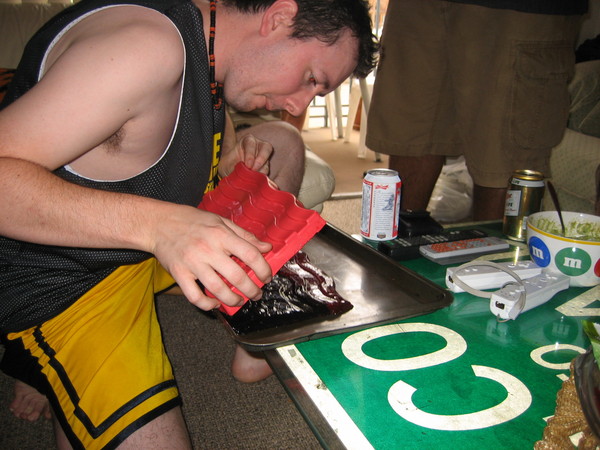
[0,0,225,332]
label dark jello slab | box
[223,251,353,334]
[198,163,326,314]
[217,224,454,351]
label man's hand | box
[219,133,274,179]
[151,205,273,311]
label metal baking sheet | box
[217,224,453,351]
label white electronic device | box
[446,260,542,293]
[489,273,571,321]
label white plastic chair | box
[344,75,381,161]
[324,87,344,140]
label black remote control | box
[378,229,488,261]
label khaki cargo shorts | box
[366,0,582,187]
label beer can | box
[503,169,545,241]
[361,169,402,241]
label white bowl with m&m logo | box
[527,211,600,287]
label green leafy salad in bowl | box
[530,215,600,242]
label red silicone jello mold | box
[198,162,326,315]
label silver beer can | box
[361,169,402,241]
[503,169,545,241]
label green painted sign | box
[294,240,597,449]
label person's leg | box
[117,407,191,450]
[8,370,190,449]
[49,406,190,450]
[367,1,457,211]
[3,259,190,448]
[9,381,72,449]
[163,286,273,383]
[389,155,445,211]
[227,120,308,382]
[473,185,506,221]
[170,119,309,383]
[448,5,582,220]
[368,2,451,161]
[52,413,72,450]
[236,120,306,196]
[230,345,273,383]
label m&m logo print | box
[528,237,551,267]
[556,247,591,277]
[529,236,593,277]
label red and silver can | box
[361,169,402,241]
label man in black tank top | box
[0,0,378,447]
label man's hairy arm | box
[0,7,272,309]
[0,158,272,309]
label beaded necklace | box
[209,0,223,110]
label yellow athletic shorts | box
[4,258,179,449]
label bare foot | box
[10,380,51,421]
[231,345,273,383]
